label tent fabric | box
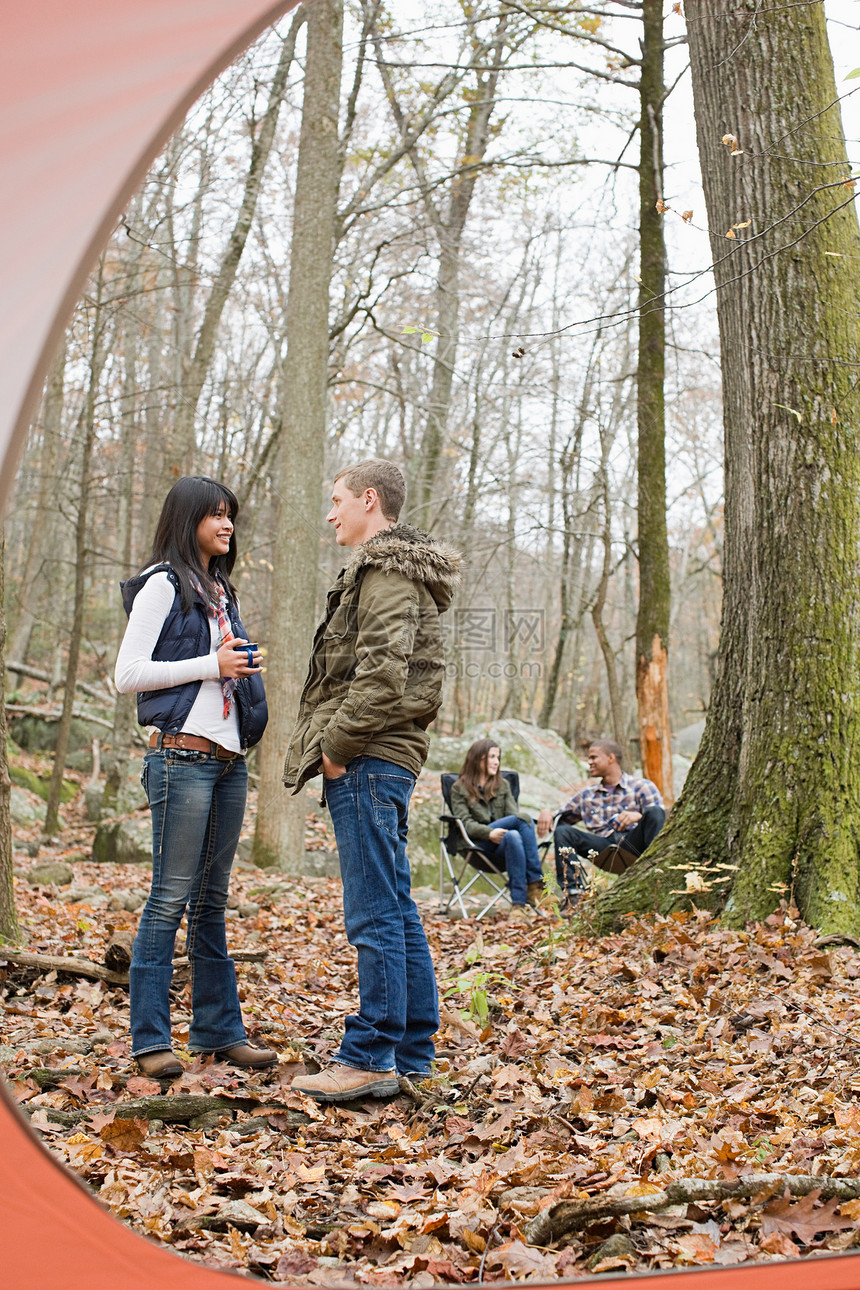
[2,1082,242,1288]
[1,4,860,1288]
[0,0,295,513]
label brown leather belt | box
[149,731,241,760]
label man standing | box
[544,739,665,895]
[284,460,460,1101]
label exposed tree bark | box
[635,0,673,804]
[591,0,860,933]
[172,17,304,469]
[253,0,344,870]
[0,531,19,944]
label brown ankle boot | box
[526,881,544,908]
[136,1050,183,1078]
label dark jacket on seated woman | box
[448,738,543,916]
[449,779,531,841]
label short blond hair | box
[334,459,406,522]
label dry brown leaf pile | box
[3,797,860,1282]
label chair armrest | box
[556,810,583,826]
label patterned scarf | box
[192,574,236,719]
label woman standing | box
[449,738,545,921]
[115,476,273,1078]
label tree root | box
[525,1174,860,1246]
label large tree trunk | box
[591,0,860,934]
[253,0,343,871]
[635,0,673,804]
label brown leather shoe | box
[508,902,531,923]
[291,1063,399,1102]
[212,1043,277,1069]
[136,1050,183,1078]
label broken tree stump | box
[104,930,135,973]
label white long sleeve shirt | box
[115,569,242,753]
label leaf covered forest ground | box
[3,785,860,1283]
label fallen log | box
[24,1092,310,1128]
[6,703,114,731]
[0,950,127,986]
[0,946,267,987]
[525,1173,860,1246]
[6,660,112,704]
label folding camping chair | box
[438,771,555,919]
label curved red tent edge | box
[2,2,860,1286]
[0,0,297,514]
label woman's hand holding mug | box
[217,639,261,677]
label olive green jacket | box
[283,525,461,792]
[449,779,531,842]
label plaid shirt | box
[563,772,663,838]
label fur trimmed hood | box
[344,524,462,611]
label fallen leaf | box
[760,1191,856,1246]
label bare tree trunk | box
[172,18,304,468]
[591,458,629,766]
[253,0,343,870]
[44,264,111,837]
[418,18,508,518]
[635,0,673,804]
[0,530,19,943]
[8,340,65,686]
[540,337,599,729]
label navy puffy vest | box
[120,565,268,749]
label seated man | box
[550,739,665,889]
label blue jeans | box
[324,756,439,1076]
[130,748,249,1057]
[474,814,544,904]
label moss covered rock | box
[9,763,77,804]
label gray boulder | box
[11,787,43,829]
[92,816,151,864]
[27,861,73,886]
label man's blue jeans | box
[130,748,248,1057]
[324,756,439,1076]
[473,814,544,904]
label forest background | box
[2,0,859,891]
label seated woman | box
[449,739,544,920]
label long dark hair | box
[457,738,502,803]
[143,476,239,613]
